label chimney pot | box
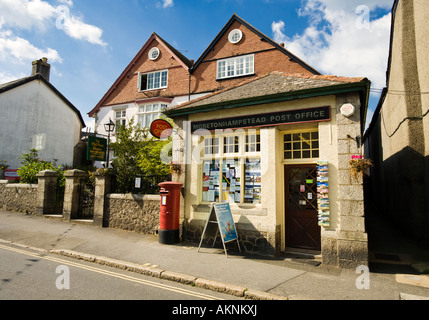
[32,57,51,82]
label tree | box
[110,119,171,193]
[110,119,147,193]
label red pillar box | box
[158,182,183,244]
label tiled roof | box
[166,72,368,114]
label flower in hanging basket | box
[349,155,373,179]
[170,162,182,174]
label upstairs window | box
[139,70,168,91]
[217,54,254,80]
[137,103,168,129]
[115,110,127,132]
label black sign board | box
[190,106,331,132]
[87,136,107,161]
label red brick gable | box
[189,14,320,94]
[88,33,192,117]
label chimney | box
[32,57,51,82]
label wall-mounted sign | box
[5,169,19,181]
[150,119,173,139]
[340,103,355,117]
[190,106,331,132]
[87,136,107,161]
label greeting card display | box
[317,160,330,227]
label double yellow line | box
[0,243,224,300]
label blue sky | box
[0,0,394,131]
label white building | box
[0,58,85,170]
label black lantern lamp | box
[104,119,115,168]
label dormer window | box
[217,54,254,80]
[139,70,168,91]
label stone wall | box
[106,194,161,235]
[0,180,38,215]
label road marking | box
[0,243,224,300]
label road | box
[0,243,241,301]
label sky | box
[0,0,395,131]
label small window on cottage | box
[284,130,319,160]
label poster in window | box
[244,159,261,204]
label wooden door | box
[285,165,321,251]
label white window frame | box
[138,70,168,91]
[201,131,261,204]
[217,54,254,80]
[114,109,127,133]
[137,103,168,129]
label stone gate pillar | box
[36,170,58,216]
[93,171,112,227]
[63,170,88,221]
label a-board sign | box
[213,203,238,243]
[198,203,241,257]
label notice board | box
[198,203,241,257]
[87,136,107,161]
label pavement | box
[1,209,429,300]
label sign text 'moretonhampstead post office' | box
[190,106,331,132]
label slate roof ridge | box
[166,72,368,112]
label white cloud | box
[0,0,56,31]
[62,15,107,47]
[0,31,62,63]
[162,0,174,8]
[57,0,73,6]
[0,0,107,47]
[272,0,393,90]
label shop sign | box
[5,169,19,181]
[190,106,330,132]
[87,135,107,161]
[150,119,173,139]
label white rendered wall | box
[0,80,82,169]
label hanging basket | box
[349,155,373,179]
[170,163,182,175]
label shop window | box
[204,137,220,156]
[223,136,240,154]
[284,130,319,160]
[245,133,260,152]
[201,132,261,204]
[244,158,261,204]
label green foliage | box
[110,119,147,193]
[17,149,68,208]
[18,149,59,184]
[110,119,171,194]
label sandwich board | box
[198,203,241,257]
